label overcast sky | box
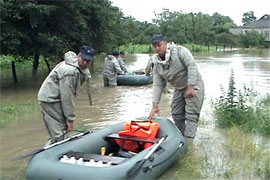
[111,0,269,26]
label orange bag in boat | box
[115,120,160,152]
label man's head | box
[78,45,95,69]
[119,51,125,58]
[151,34,167,56]
[111,50,120,58]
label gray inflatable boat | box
[26,117,187,180]
[117,69,153,86]
[117,74,153,86]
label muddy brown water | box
[1,49,269,179]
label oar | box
[86,79,92,106]
[126,135,167,180]
[13,130,92,160]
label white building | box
[230,14,270,42]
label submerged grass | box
[224,127,270,179]
[0,100,39,129]
[175,141,204,179]
[175,127,270,179]
[0,160,27,180]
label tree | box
[0,0,129,80]
[238,30,265,48]
[215,32,236,50]
[153,9,193,44]
[212,12,234,26]
[1,0,62,79]
[242,11,256,25]
[193,13,214,48]
[121,18,159,45]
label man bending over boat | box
[38,46,95,145]
[148,34,204,138]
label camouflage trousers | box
[39,101,67,146]
[103,75,117,87]
[171,81,204,138]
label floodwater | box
[0,49,270,179]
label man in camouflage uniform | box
[118,51,128,73]
[149,34,204,138]
[145,55,154,76]
[38,46,95,145]
[103,50,124,87]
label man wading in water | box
[103,50,124,87]
[148,34,204,139]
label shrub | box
[214,69,270,136]
[119,44,153,54]
[0,55,48,70]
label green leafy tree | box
[1,0,129,79]
[215,32,236,50]
[153,10,236,47]
[153,9,193,44]
[1,0,61,78]
[212,12,234,26]
[242,11,257,25]
[238,30,265,48]
[194,13,214,47]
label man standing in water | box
[118,51,128,73]
[38,45,95,145]
[103,50,124,87]
[145,55,154,76]
[148,34,204,138]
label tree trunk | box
[90,59,94,71]
[44,58,51,73]
[32,52,39,80]
[11,61,17,83]
[132,46,135,54]
[191,12,196,44]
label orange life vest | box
[115,120,160,152]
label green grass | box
[0,160,28,180]
[212,69,270,179]
[224,127,270,179]
[0,100,39,129]
[175,127,270,179]
[119,43,223,54]
[175,141,204,179]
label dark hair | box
[111,50,119,56]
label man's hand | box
[185,86,195,98]
[67,121,74,132]
[148,103,160,120]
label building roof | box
[229,28,242,35]
[243,14,270,28]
